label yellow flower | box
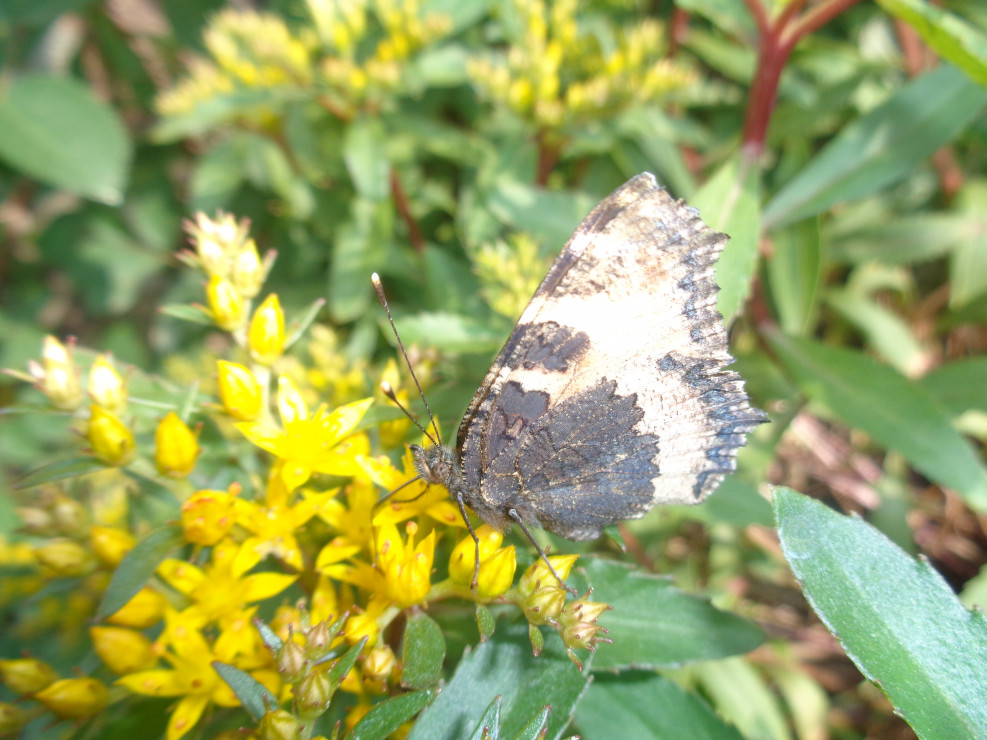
[236,376,372,490]
[88,354,127,412]
[206,274,246,331]
[86,404,136,466]
[117,611,246,740]
[448,526,516,599]
[157,539,297,627]
[33,335,83,410]
[232,238,265,298]
[35,677,109,719]
[517,554,578,626]
[216,360,263,421]
[34,539,94,577]
[377,521,435,608]
[155,412,200,478]
[181,487,238,546]
[248,293,285,365]
[90,626,158,674]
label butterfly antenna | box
[371,273,442,446]
[379,381,434,442]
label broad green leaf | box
[583,559,764,672]
[466,696,502,740]
[407,621,590,740]
[827,212,970,265]
[763,65,987,228]
[827,289,926,376]
[766,216,821,335]
[691,155,761,323]
[392,311,507,354]
[950,180,987,308]
[877,0,987,86]
[349,690,434,740]
[97,525,185,619]
[487,179,597,255]
[774,487,987,739]
[212,662,278,721]
[329,198,392,323]
[344,115,391,201]
[691,658,790,740]
[918,355,987,416]
[575,672,745,740]
[15,456,108,489]
[402,612,446,689]
[768,332,987,510]
[0,74,130,203]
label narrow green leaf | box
[763,65,987,228]
[512,705,551,740]
[827,212,972,266]
[159,304,214,326]
[213,661,279,721]
[827,289,926,376]
[349,690,434,740]
[691,658,790,740]
[691,154,761,323]
[0,74,130,203]
[476,604,496,642]
[284,298,327,351]
[97,525,185,619]
[466,696,502,740]
[583,559,764,672]
[877,0,987,86]
[768,332,987,509]
[402,612,446,689]
[918,355,987,416]
[575,673,745,740]
[328,637,367,691]
[950,180,987,308]
[15,456,108,489]
[407,622,590,740]
[766,216,821,335]
[774,487,987,739]
[252,617,284,653]
[344,115,391,201]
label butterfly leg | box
[507,509,578,595]
[454,491,483,590]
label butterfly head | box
[409,443,457,488]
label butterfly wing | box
[456,173,765,540]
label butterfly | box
[375,172,766,588]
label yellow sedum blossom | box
[86,405,136,466]
[88,354,127,412]
[154,412,200,478]
[377,520,435,608]
[35,677,109,719]
[448,525,517,599]
[248,293,286,365]
[216,360,263,421]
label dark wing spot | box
[486,381,550,462]
[521,322,590,372]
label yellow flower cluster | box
[468,0,693,134]
[3,210,608,739]
[156,0,452,122]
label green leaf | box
[763,65,987,228]
[466,696,502,740]
[284,298,327,352]
[827,288,926,376]
[402,613,446,689]
[476,604,496,642]
[582,559,764,672]
[407,621,590,740]
[392,312,506,354]
[15,456,108,489]
[512,706,551,740]
[918,355,987,416]
[766,216,821,335]
[159,304,214,326]
[575,672,745,740]
[328,637,367,692]
[213,661,279,721]
[827,212,973,266]
[344,115,391,201]
[690,658,790,740]
[877,0,987,87]
[487,179,598,254]
[768,332,987,510]
[0,74,130,203]
[329,198,391,323]
[97,525,185,619]
[349,690,434,740]
[691,154,761,323]
[774,487,987,739]
[950,180,987,308]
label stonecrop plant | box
[2,212,618,738]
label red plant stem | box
[389,169,424,254]
[741,0,864,158]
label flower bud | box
[232,239,265,298]
[52,494,89,537]
[276,634,308,683]
[248,294,286,366]
[0,702,27,735]
[181,488,236,546]
[556,593,612,670]
[344,611,378,649]
[258,708,304,740]
[86,405,135,466]
[105,586,167,628]
[35,677,109,718]
[34,539,94,577]
[37,336,82,410]
[88,354,127,412]
[362,645,394,692]
[206,275,245,331]
[154,412,200,478]
[294,670,333,719]
[216,360,263,421]
[448,526,516,598]
[90,626,157,674]
[517,555,577,626]
[0,657,58,694]
[90,526,136,568]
